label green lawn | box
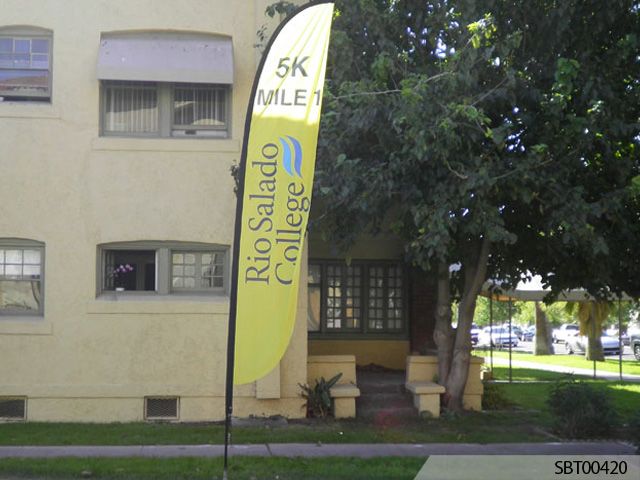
[491,365,588,382]
[487,364,640,421]
[1,366,636,450]
[0,457,425,480]
[498,380,640,421]
[477,350,640,376]
[0,412,552,446]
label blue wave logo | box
[279,136,303,177]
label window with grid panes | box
[171,251,224,291]
[309,261,405,334]
[0,27,52,101]
[101,81,229,138]
[0,240,44,315]
[100,242,227,295]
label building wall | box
[308,339,409,370]
[0,0,306,422]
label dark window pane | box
[104,250,155,291]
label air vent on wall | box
[144,397,179,420]
[0,397,26,420]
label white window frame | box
[0,26,53,102]
[100,81,230,138]
[98,241,229,296]
[0,238,45,316]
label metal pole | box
[592,306,596,380]
[618,298,623,382]
[489,296,493,372]
[508,298,513,383]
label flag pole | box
[222,3,333,477]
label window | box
[172,251,224,291]
[100,242,227,295]
[0,27,52,101]
[101,81,229,137]
[0,239,44,315]
[308,260,406,335]
[97,31,233,138]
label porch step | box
[356,369,418,421]
[356,369,406,394]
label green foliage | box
[547,378,618,438]
[299,373,343,418]
[474,297,522,327]
[313,0,639,303]
[481,382,512,410]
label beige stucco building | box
[0,0,444,423]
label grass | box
[0,365,636,451]
[0,412,552,446]
[476,350,640,376]
[490,365,587,382]
[497,378,640,421]
[0,457,426,480]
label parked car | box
[552,324,580,344]
[521,325,535,342]
[565,333,622,356]
[478,326,519,348]
[631,332,640,361]
[605,327,630,346]
[510,325,524,340]
[470,324,481,346]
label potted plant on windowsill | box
[107,264,134,292]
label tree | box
[565,302,610,361]
[534,302,554,355]
[308,0,639,410]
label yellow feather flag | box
[228,2,334,386]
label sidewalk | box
[0,442,636,458]
[487,356,640,382]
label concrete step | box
[356,392,414,410]
[357,381,405,395]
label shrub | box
[481,382,512,410]
[547,379,618,438]
[299,373,342,418]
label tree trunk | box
[446,297,475,411]
[433,262,454,387]
[445,238,490,412]
[534,302,554,355]
[585,309,604,361]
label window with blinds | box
[104,82,158,134]
[173,84,227,136]
[101,81,229,138]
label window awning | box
[97,32,233,84]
